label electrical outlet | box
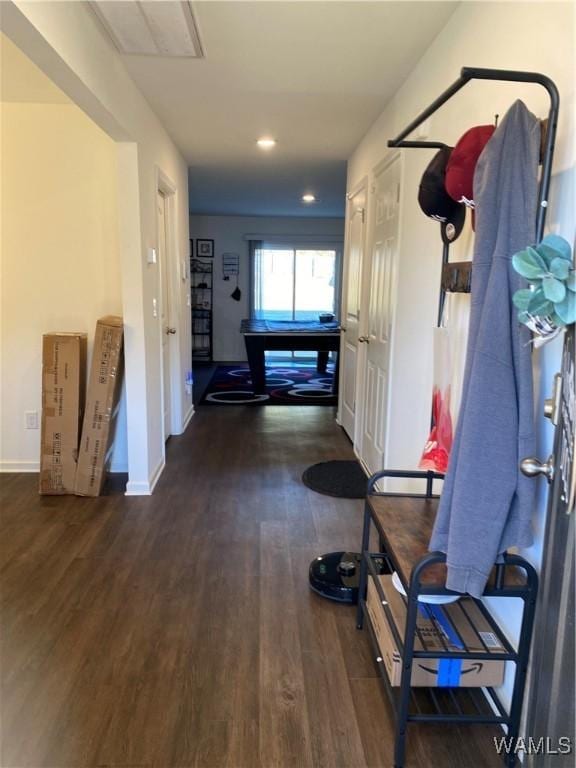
[152,298,158,318]
[25,411,39,429]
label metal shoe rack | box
[354,67,559,767]
[356,469,538,768]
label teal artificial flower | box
[512,235,575,339]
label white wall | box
[1,2,192,494]
[0,32,130,473]
[346,0,574,715]
[0,92,127,471]
[189,214,344,361]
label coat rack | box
[387,66,560,324]
[353,66,560,768]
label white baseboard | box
[124,455,165,496]
[124,480,152,496]
[170,403,195,436]
[0,460,39,472]
[1,459,130,474]
[148,456,165,492]
[182,403,195,430]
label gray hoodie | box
[429,100,540,597]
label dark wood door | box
[525,326,575,766]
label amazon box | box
[366,575,505,687]
[74,316,124,497]
[40,333,87,494]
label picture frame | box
[196,238,214,258]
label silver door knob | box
[520,455,554,483]
[358,336,369,343]
[166,327,177,335]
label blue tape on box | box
[437,658,463,686]
[418,604,464,686]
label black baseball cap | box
[418,146,466,244]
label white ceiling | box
[109,1,459,216]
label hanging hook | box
[494,113,499,127]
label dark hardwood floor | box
[1,406,504,767]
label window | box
[252,244,341,322]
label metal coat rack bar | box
[387,66,560,324]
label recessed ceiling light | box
[257,137,277,150]
[302,193,316,203]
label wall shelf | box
[191,258,213,363]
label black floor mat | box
[302,460,367,499]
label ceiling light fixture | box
[302,193,316,203]
[257,137,277,150]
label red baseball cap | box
[445,125,495,207]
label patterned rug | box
[199,364,337,406]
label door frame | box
[156,168,180,445]
[355,150,403,476]
[337,175,368,433]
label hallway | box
[1,407,503,767]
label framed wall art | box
[196,238,214,258]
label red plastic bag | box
[419,327,454,474]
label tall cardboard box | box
[40,333,87,494]
[75,316,124,497]
[367,574,505,687]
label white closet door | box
[359,155,400,474]
[339,183,366,440]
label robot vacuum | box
[308,551,390,604]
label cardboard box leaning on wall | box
[74,316,124,497]
[39,333,87,495]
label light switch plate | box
[147,247,157,265]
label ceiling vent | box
[91,1,205,58]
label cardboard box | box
[367,575,505,687]
[74,316,124,497]
[40,333,87,495]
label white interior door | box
[359,155,400,474]
[157,190,172,441]
[339,184,366,439]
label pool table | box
[240,319,341,395]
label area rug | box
[199,364,337,406]
[302,460,367,498]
